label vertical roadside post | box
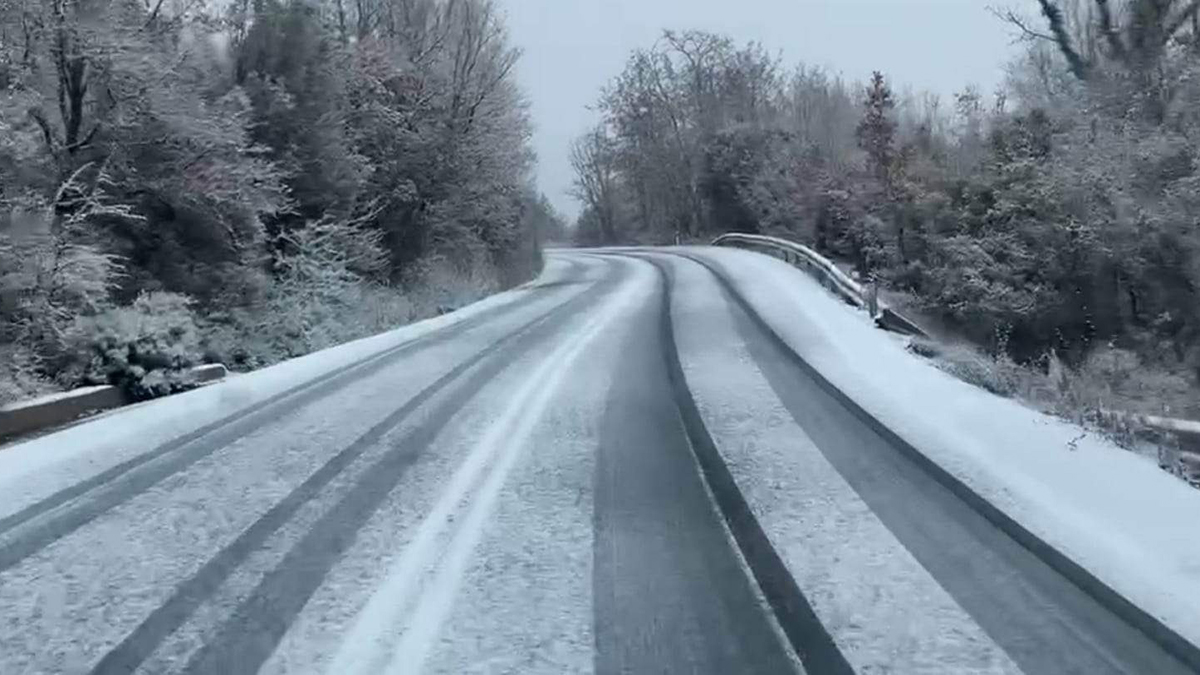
[867,274,879,319]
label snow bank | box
[0,256,593,508]
[693,246,1200,650]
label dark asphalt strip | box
[592,262,799,675]
[0,261,583,576]
[172,260,629,675]
[673,251,1200,675]
[646,254,853,675]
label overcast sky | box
[500,0,1026,219]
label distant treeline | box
[571,2,1200,415]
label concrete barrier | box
[876,307,928,337]
[191,363,228,384]
[1141,415,1200,487]
[0,386,128,442]
[0,364,229,444]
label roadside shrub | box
[68,292,203,401]
[0,344,54,406]
[70,218,510,391]
[1067,348,1197,419]
[237,280,418,366]
[405,256,500,318]
[344,283,418,338]
[197,307,265,370]
[925,341,1034,399]
[921,337,1197,457]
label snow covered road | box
[0,249,1197,674]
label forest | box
[6,0,1200,429]
[570,0,1200,422]
[0,0,563,403]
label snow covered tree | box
[856,72,898,190]
[0,0,541,397]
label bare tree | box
[569,126,620,245]
[996,0,1200,79]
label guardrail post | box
[867,276,880,319]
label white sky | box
[500,0,1027,219]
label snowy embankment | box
[694,246,1200,653]
[0,257,582,521]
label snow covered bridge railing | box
[710,232,926,337]
[712,233,865,309]
[710,231,1200,487]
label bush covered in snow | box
[200,257,495,373]
[0,345,54,407]
[67,292,203,401]
[0,200,517,408]
[0,0,544,409]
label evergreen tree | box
[856,72,897,191]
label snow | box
[668,257,1021,674]
[693,246,1200,650]
[0,256,592,519]
[326,257,652,674]
[417,335,607,675]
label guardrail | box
[711,232,928,337]
[709,231,1200,486]
[0,364,229,445]
[712,233,866,309]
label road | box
[0,249,1195,674]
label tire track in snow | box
[0,262,588,577]
[86,277,594,674]
[660,252,1023,674]
[170,258,630,675]
[624,252,855,675]
[322,259,652,675]
[674,249,1199,675]
[592,257,802,675]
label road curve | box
[0,249,1194,675]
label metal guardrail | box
[710,231,1200,485]
[711,233,928,337]
[712,233,866,309]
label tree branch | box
[66,124,99,153]
[142,0,167,29]
[28,108,58,153]
[989,5,1057,43]
[1194,1,1200,53]
[53,160,96,210]
[1038,0,1091,79]
[1165,0,1200,42]
[1094,0,1129,63]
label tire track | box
[592,255,802,675]
[670,248,1200,674]
[348,257,646,675]
[86,278,592,673]
[0,260,585,577]
[631,252,855,675]
[167,258,631,675]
